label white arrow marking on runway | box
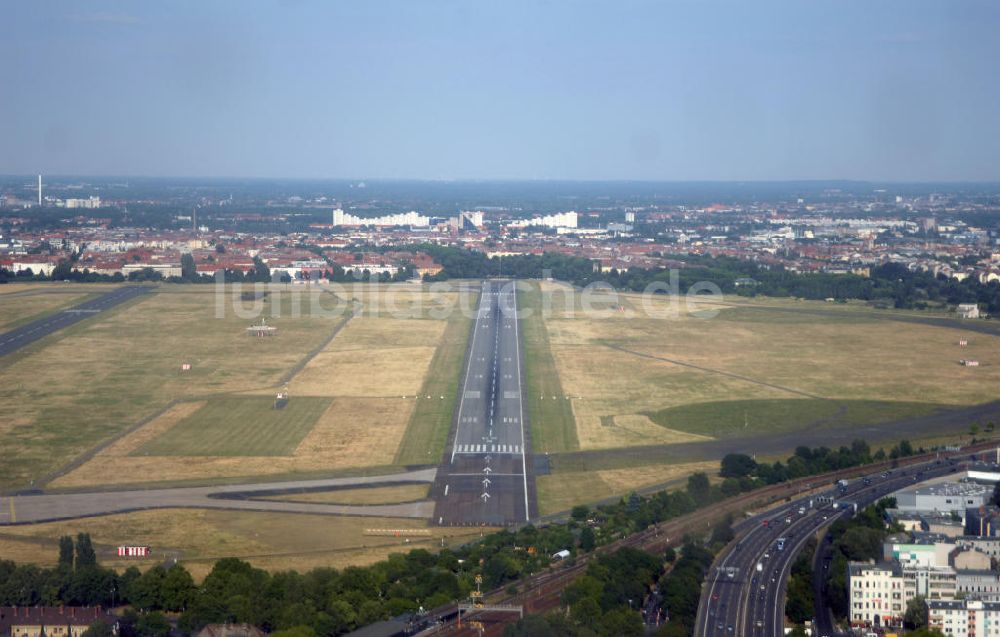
[481,492,491,501]
[483,466,492,474]
[482,477,491,487]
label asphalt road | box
[0,468,438,525]
[432,280,537,526]
[0,285,153,357]
[695,457,963,637]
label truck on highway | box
[837,479,849,488]
[777,538,786,551]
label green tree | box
[268,628,317,637]
[130,565,166,610]
[570,596,601,626]
[75,533,97,568]
[181,253,197,281]
[720,453,757,478]
[904,595,929,629]
[58,536,75,570]
[51,259,73,281]
[326,599,357,634]
[162,563,195,611]
[686,472,711,501]
[135,611,171,637]
[598,608,643,637]
[579,527,596,552]
[80,621,114,637]
[571,505,590,521]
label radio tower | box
[37,174,42,206]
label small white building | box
[958,303,981,319]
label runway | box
[0,285,153,357]
[432,280,537,526]
[0,468,438,525]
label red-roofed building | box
[0,606,117,637]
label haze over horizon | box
[2,0,998,182]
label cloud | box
[63,12,142,26]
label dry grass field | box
[290,317,444,397]
[0,283,467,491]
[0,287,341,489]
[53,394,419,488]
[528,285,1000,513]
[539,287,1000,450]
[0,508,493,579]
[536,460,719,515]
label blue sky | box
[2,0,998,181]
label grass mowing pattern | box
[644,398,948,438]
[134,395,332,456]
[394,310,474,465]
[520,282,580,452]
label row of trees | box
[718,439,919,492]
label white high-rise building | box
[65,196,101,209]
[332,208,430,227]
[508,211,578,229]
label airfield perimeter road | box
[695,458,962,637]
[0,285,153,357]
[432,280,538,526]
[0,468,438,525]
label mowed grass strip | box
[520,282,579,453]
[134,396,331,456]
[644,398,948,438]
[394,309,473,465]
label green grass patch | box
[134,396,331,457]
[520,282,579,453]
[394,309,474,465]
[644,398,948,438]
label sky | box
[1,0,998,182]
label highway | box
[0,285,153,357]
[432,280,536,526]
[695,457,963,637]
